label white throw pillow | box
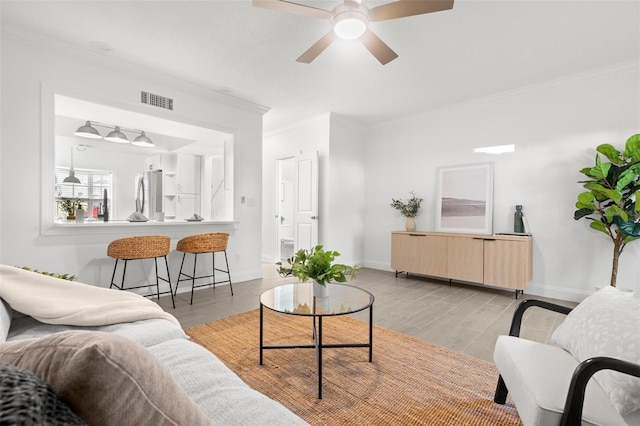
[551,286,640,415]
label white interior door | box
[294,151,318,251]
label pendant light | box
[63,146,81,184]
[74,121,102,139]
[132,131,155,147]
[104,126,129,143]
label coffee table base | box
[259,304,373,399]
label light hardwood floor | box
[157,264,577,362]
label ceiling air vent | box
[141,91,173,110]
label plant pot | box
[66,214,76,221]
[313,280,327,298]
[405,217,416,232]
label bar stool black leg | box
[190,253,198,305]
[224,250,233,296]
[153,257,160,301]
[212,252,216,290]
[164,255,175,309]
[175,252,187,296]
[110,259,119,289]
[120,260,128,290]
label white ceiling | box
[2,0,639,133]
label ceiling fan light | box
[104,126,129,143]
[74,121,102,139]
[132,131,155,147]
[333,10,367,40]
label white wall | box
[262,113,366,266]
[1,32,266,287]
[327,116,366,266]
[363,62,640,301]
[262,114,330,263]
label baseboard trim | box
[523,282,592,303]
[360,260,593,303]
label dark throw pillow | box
[0,363,86,425]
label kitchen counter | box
[44,219,239,236]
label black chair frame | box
[109,256,175,308]
[494,299,640,426]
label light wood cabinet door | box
[447,237,484,283]
[417,234,448,277]
[391,233,415,272]
[483,239,532,289]
[391,233,448,277]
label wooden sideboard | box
[391,231,532,297]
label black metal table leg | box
[369,305,373,362]
[318,315,323,399]
[259,304,264,365]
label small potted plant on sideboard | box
[391,191,423,231]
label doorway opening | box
[277,157,295,262]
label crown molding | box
[2,25,270,116]
[265,112,368,138]
[264,113,332,138]
[375,60,639,129]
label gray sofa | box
[0,301,307,425]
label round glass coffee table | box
[259,282,375,399]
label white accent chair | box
[493,289,640,426]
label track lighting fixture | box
[73,121,154,147]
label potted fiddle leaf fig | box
[574,134,640,287]
[277,245,358,296]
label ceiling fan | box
[253,0,454,65]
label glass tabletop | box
[260,282,374,317]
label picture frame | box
[435,163,494,235]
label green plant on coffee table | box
[574,134,640,287]
[276,245,358,286]
[17,266,77,281]
[390,191,423,218]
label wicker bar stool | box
[174,232,233,305]
[108,235,175,308]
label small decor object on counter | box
[276,245,358,297]
[390,191,423,231]
[186,213,204,222]
[102,189,109,222]
[513,205,524,233]
[126,212,149,222]
[75,208,85,223]
[58,198,83,221]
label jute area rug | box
[185,309,521,426]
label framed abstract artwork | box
[435,163,494,235]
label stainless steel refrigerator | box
[136,169,163,220]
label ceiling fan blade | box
[369,0,454,22]
[252,0,332,19]
[360,29,398,65]
[296,31,337,63]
